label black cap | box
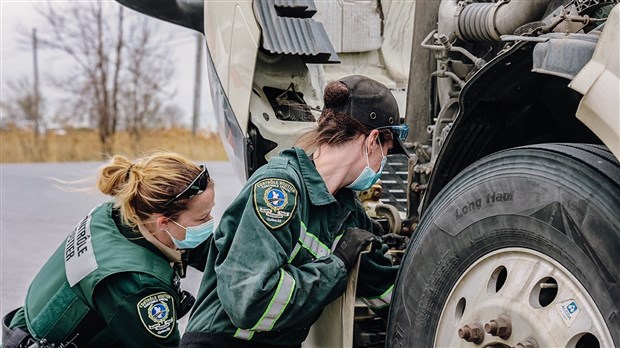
[326,75,408,156]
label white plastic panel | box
[314,0,382,53]
[204,2,260,133]
[569,5,620,160]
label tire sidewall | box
[388,149,620,347]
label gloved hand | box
[381,233,409,250]
[333,227,380,270]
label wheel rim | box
[434,247,614,348]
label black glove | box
[333,227,380,270]
[381,233,409,250]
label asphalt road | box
[0,161,243,334]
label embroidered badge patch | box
[253,178,298,229]
[137,292,176,338]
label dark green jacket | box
[10,202,208,347]
[184,148,397,346]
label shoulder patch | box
[137,292,176,338]
[253,178,298,229]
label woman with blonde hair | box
[3,152,215,348]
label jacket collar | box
[288,147,357,211]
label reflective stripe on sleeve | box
[299,222,330,259]
[288,242,302,263]
[331,233,343,252]
[234,328,254,340]
[360,284,394,310]
[234,269,296,339]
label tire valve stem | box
[458,322,484,344]
[484,315,512,339]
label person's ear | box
[367,130,380,153]
[156,215,171,232]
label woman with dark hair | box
[181,75,409,348]
[3,152,215,348]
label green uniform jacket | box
[184,148,397,346]
[10,202,208,347]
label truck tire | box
[387,144,620,348]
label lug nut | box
[458,322,484,344]
[513,339,539,348]
[484,315,512,339]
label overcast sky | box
[0,0,216,130]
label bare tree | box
[0,76,46,159]
[155,104,186,129]
[1,77,42,132]
[122,16,175,150]
[32,2,175,156]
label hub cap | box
[434,247,613,347]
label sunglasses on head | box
[164,165,210,207]
[376,124,409,141]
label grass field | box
[0,127,228,163]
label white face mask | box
[346,137,387,191]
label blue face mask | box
[168,219,214,249]
[346,138,387,191]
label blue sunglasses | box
[377,124,409,141]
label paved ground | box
[0,161,242,334]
